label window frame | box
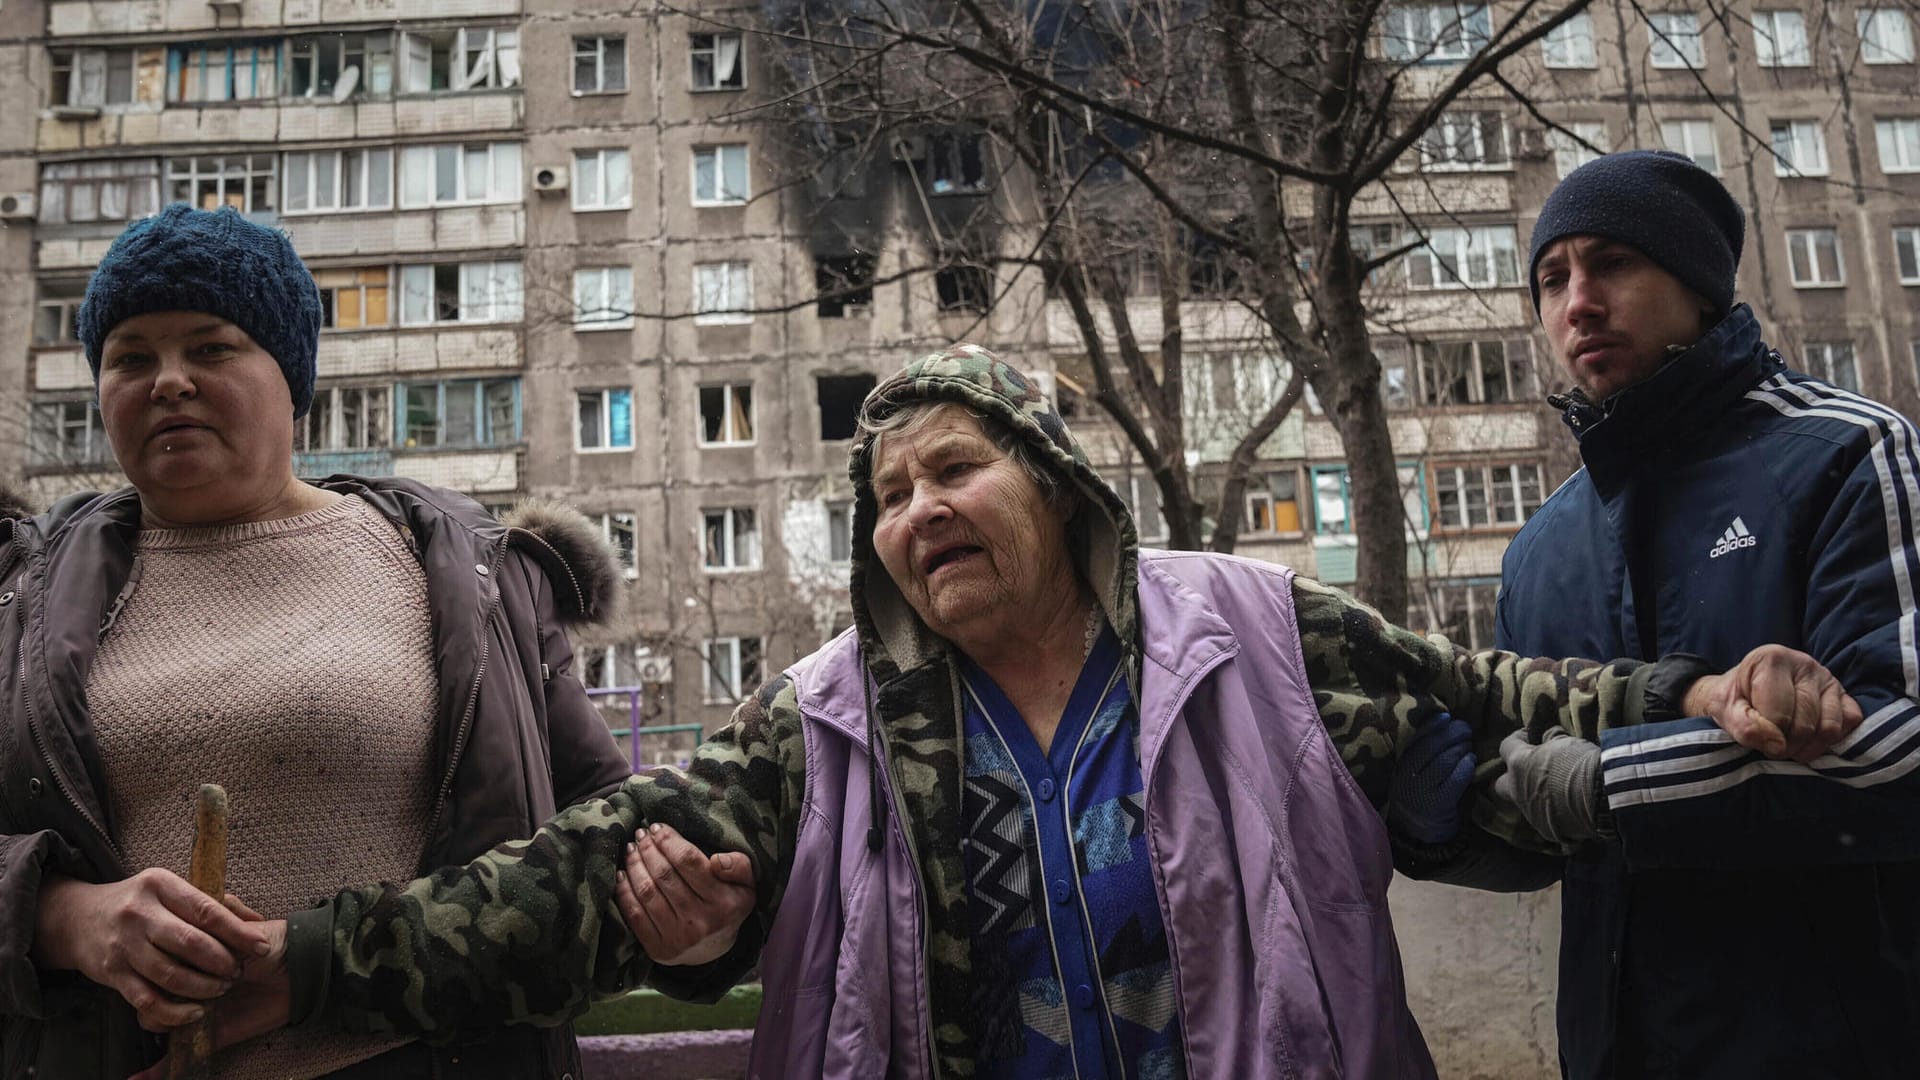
[1786,227,1847,288]
[52,47,136,108]
[575,387,636,452]
[33,282,86,346]
[286,31,394,99]
[1660,118,1721,174]
[37,159,162,225]
[167,41,279,104]
[600,511,639,577]
[396,376,523,449]
[1404,225,1521,290]
[1416,110,1511,171]
[1311,462,1430,537]
[397,141,523,209]
[572,265,635,330]
[1548,121,1607,179]
[572,147,632,212]
[1858,8,1916,65]
[397,260,524,326]
[282,148,394,215]
[300,384,392,452]
[693,261,753,325]
[1875,117,1920,174]
[572,35,628,95]
[1803,341,1861,391]
[700,635,762,704]
[313,267,393,331]
[1754,9,1813,66]
[29,399,112,467]
[689,32,746,92]
[1894,226,1920,285]
[166,153,277,215]
[697,383,756,447]
[690,144,751,206]
[1431,461,1545,531]
[1542,11,1598,68]
[1382,3,1493,63]
[1648,11,1705,68]
[1771,119,1830,177]
[701,506,762,572]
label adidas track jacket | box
[1495,305,1920,1079]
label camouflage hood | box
[846,343,1141,681]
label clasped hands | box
[1499,644,1865,845]
[69,823,757,1078]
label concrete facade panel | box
[392,449,519,492]
[32,349,91,390]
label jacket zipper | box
[417,538,510,866]
[866,697,943,1080]
[18,630,121,864]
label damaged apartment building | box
[1,0,1917,750]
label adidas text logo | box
[1709,516,1757,559]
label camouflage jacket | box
[289,346,1688,1075]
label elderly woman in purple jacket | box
[183,346,1853,1079]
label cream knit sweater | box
[89,495,439,1079]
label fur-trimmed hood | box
[501,498,622,628]
[0,484,32,523]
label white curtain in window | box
[498,30,521,87]
[491,143,521,203]
[715,35,741,84]
[398,146,431,207]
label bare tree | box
[716,0,1611,618]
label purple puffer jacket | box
[749,550,1437,1079]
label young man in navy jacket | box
[1489,150,1920,1079]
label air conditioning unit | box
[532,165,569,195]
[0,192,36,221]
[840,302,872,319]
[634,656,673,684]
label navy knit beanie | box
[77,203,322,419]
[1528,149,1744,318]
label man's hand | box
[31,869,274,1031]
[127,896,290,1080]
[1684,644,1864,763]
[614,823,756,967]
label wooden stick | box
[166,784,228,1080]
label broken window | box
[699,384,755,445]
[398,28,519,93]
[285,32,393,99]
[816,374,877,441]
[935,263,992,313]
[815,254,876,317]
[926,132,989,194]
[51,49,136,108]
[690,32,744,91]
[703,508,761,570]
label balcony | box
[49,0,521,38]
[317,327,522,380]
[37,205,525,273]
[391,448,520,493]
[32,349,91,392]
[295,449,394,477]
[38,93,522,153]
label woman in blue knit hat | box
[0,204,745,1078]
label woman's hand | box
[32,869,274,1029]
[614,823,757,967]
[1684,644,1864,763]
[127,898,291,1080]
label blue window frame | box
[396,377,521,449]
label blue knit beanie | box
[77,203,322,419]
[1528,149,1744,318]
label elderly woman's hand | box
[614,823,756,967]
[31,869,274,1029]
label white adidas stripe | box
[1603,374,1920,809]
[1609,745,1920,808]
[1749,377,1919,699]
[1604,698,1914,777]
[1732,517,1751,538]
